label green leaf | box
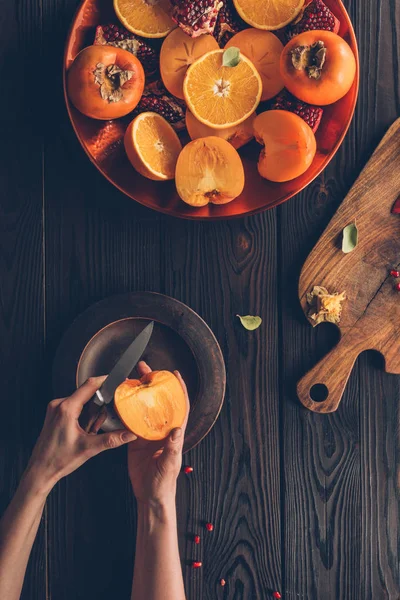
[236,314,262,331]
[222,47,241,67]
[342,223,358,254]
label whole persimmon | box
[280,31,356,105]
[67,45,145,120]
[114,371,187,441]
[254,110,316,182]
[175,137,245,207]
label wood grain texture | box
[281,0,400,597]
[161,215,281,599]
[297,120,400,412]
[0,0,399,599]
[0,0,47,598]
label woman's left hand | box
[26,377,137,494]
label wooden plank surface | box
[0,0,399,599]
[0,0,47,599]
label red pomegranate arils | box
[205,522,214,531]
[214,0,246,46]
[184,466,194,474]
[94,24,159,77]
[270,90,323,133]
[390,270,400,278]
[396,282,400,292]
[171,0,223,37]
[220,579,226,586]
[194,535,201,544]
[286,0,340,38]
[192,561,202,568]
[391,197,400,214]
[272,592,282,599]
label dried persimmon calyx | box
[306,285,346,326]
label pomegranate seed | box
[206,522,214,531]
[184,466,194,474]
[192,561,202,568]
[220,579,226,586]
[194,535,200,544]
[390,270,400,278]
[396,282,400,291]
[273,593,282,599]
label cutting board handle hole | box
[310,383,329,403]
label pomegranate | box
[214,0,246,46]
[171,0,223,37]
[286,0,340,38]
[132,80,186,130]
[269,90,323,133]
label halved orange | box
[225,29,284,101]
[160,28,219,100]
[233,0,305,30]
[124,112,182,181]
[114,0,175,38]
[183,49,262,129]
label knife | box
[80,321,154,433]
[93,320,154,406]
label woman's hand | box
[26,376,137,495]
[127,362,190,509]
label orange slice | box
[160,28,219,100]
[113,0,175,38]
[183,49,262,129]
[124,112,182,181]
[225,29,284,101]
[233,0,305,30]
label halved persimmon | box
[67,45,145,120]
[225,29,284,101]
[160,28,219,100]
[280,31,356,105]
[124,112,182,180]
[114,371,186,441]
[175,137,245,206]
[185,109,255,149]
[254,110,316,182]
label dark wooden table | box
[1,1,399,598]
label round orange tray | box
[64,0,359,220]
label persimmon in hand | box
[280,31,356,106]
[67,45,145,120]
[254,110,316,182]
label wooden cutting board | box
[297,118,400,413]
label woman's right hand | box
[127,362,190,509]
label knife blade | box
[93,321,154,406]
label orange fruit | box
[183,49,262,129]
[124,112,182,181]
[225,29,284,101]
[233,0,305,30]
[160,28,219,100]
[185,109,255,149]
[253,110,316,182]
[113,0,175,38]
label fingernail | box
[122,432,137,442]
[171,428,182,441]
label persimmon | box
[114,371,186,441]
[225,29,284,101]
[160,28,219,100]
[254,110,316,182]
[185,109,255,149]
[67,45,145,120]
[175,137,245,207]
[280,31,356,106]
